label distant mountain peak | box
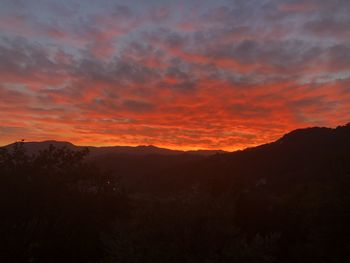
[2,141,225,157]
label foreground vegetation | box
[1,129,350,262]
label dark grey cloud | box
[305,18,350,39]
[0,38,55,76]
[325,45,350,71]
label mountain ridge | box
[3,123,350,157]
[2,140,226,157]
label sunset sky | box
[0,0,349,150]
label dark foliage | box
[1,124,350,262]
[0,142,127,262]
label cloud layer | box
[0,0,349,150]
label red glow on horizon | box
[0,1,349,150]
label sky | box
[0,0,349,150]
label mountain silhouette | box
[2,141,226,157]
[121,123,350,195]
[3,124,350,194]
[2,123,350,262]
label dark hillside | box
[1,124,350,262]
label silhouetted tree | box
[0,142,128,262]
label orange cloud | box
[1,1,350,150]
